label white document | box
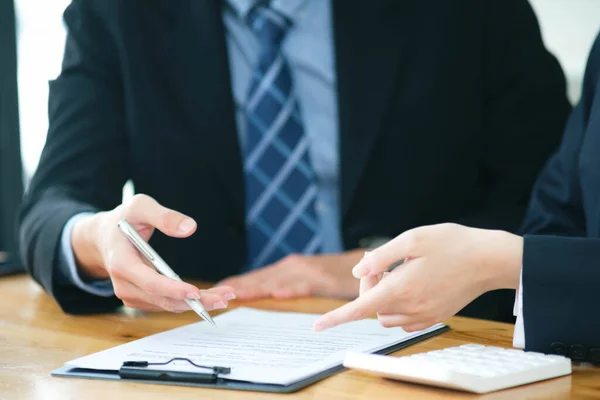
[66,308,445,386]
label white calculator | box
[344,344,572,394]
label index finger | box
[313,275,398,332]
[109,247,203,300]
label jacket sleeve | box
[520,34,600,360]
[18,0,127,314]
[522,236,600,360]
[456,0,571,233]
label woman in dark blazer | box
[314,32,600,363]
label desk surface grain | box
[0,275,598,400]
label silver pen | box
[117,219,216,326]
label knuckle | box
[107,260,124,279]
[284,254,301,264]
[442,222,460,230]
[300,262,317,275]
[141,280,159,296]
[406,230,425,253]
[159,297,177,312]
[127,194,150,214]
[131,193,149,205]
[174,285,191,300]
[113,285,128,301]
[112,204,126,218]
[438,223,463,237]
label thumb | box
[124,194,196,238]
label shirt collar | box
[226,0,310,24]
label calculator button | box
[460,344,485,350]
[444,348,465,354]
[502,349,523,355]
[476,369,500,378]
[545,355,568,362]
[456,366,481,375]
[480,346,504,352]
[429,350,446,356]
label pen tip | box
[204,315,217,327]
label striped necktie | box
[243,5,322,270]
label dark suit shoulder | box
[69,0,177,14]
[65,0,189,30]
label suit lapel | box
[149,0,416,223]
[333,0,417,215]
[167,0,245,222]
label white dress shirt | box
[513,271,525,348]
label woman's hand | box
[313,224,523,332]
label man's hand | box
[217,250,365,300]
[71,194,235,313]
[313,224,523,332]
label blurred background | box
[14,0,600,182]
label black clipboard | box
[52,324,449,393]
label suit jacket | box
[520,33,600,362]
[18,0,570,316]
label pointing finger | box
[313,274,399,332]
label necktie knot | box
[247,5,292,46]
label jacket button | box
[550,342,567,356]
[569,345,587,360]
[589,348,600,363]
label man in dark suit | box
[19,0,570,318]
[314,32,600,363]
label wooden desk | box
[0,276,598,400]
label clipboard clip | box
[119,357,231,384]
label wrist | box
[481,230,523,292]
[71,213,108,279]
